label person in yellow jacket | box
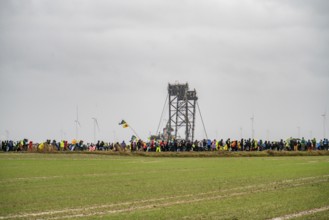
[156,142,161,152]
[19,140,24,151]
[60,141,65,151]
[38,142,45,151]
[238,141,241,151]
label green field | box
[0,153,328,219]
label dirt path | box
[269,206,329,220]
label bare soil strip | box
[1,151,329,158]
[269,206,329,220]
[1,175,328,220]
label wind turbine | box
[250,113,254,139]
[74,106,81,140]
[92,117,100,144]
[322,111,327,139]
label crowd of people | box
[1,137,329,152]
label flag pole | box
[119,119,141,140]
[128,125,141,140]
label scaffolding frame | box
[168,83,198,141]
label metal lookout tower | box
[156,82,208,142]
[168,83,198,141]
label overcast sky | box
[0,0,328,143]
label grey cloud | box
[0,0,328,142]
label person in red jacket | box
[28,141,33,151]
